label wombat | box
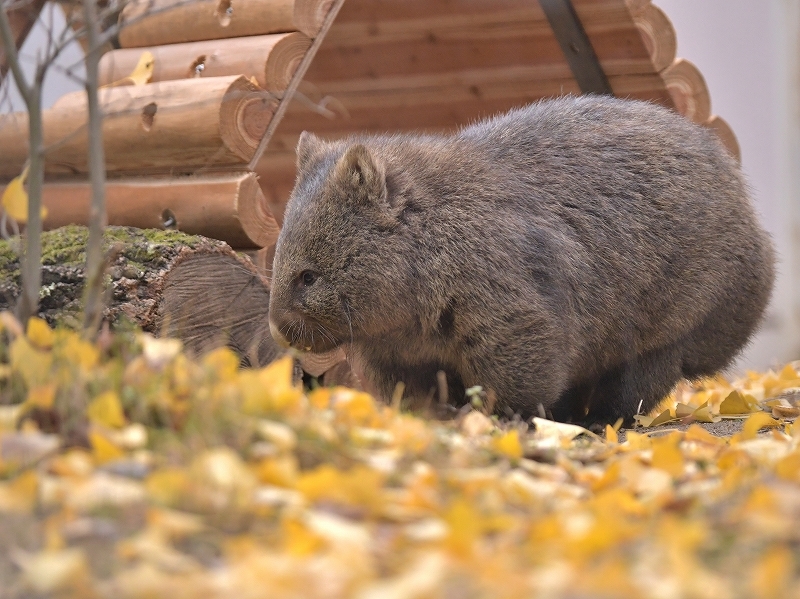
[268,95,775,426]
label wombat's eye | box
[300,270,318,287]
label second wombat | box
[268,95,775,426]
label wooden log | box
[0,0,45,80]
[705,115,741,164]
[157,248,283,367]
[98,32,311,91]
[0,75,276,178]
[630,3,676,72]
[0,226,284,366]
[118,0,334,47]
[661,58,712,124]
[36,172,279,249]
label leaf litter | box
[0,314,799,598]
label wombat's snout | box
[268,319,291,349]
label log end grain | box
[158,250,284,367]
[223,76,279,161]
[268,32,313,90]
[662,58,712,124]
[705,115,741,164]
[633,3,677,73]
[238,173,281,249]
[293,0,335,38]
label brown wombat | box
[268,95,775,426]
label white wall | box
[0,4,84,113]
[656,0,800,371]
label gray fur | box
[268,95,775,426]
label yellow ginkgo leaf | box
[1,166,47,224]
[86,391,126,429]
[89,430,126,464]
[719,390,759,415]
[27,317,54,350]
[102,51,155,88]
[650,437,684,478]
[740,411,780,440]
[494,429,523,460]
[129,51,155,85]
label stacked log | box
[0,0,340,249]
[0,76,276,178]
[118,0,335,45]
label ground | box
[0,317,799,599]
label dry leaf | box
[1,165,48,224]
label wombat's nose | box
[269,319,291,349]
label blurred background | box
[2,0,798,373]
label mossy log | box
[0,226,280,366]
[0,226,349,377]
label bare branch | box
[0,0,34,102]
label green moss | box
[40,225,90,267]
[0,237,20,277]
[37,225,198,268]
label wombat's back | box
[450,96,774,381]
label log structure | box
[0,0,342,249]
[0,0,740,241]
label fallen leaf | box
[1,165,48,224]
[87,391,126,429]
[102,51,155,87]
[494,429,523,459]
[719,390,760,415]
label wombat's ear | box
[296,131,323,170]
[332,144,387,203]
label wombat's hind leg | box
[582,342,683,428]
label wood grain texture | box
[0,75,276,178]
[98,32,311,91]
[118,0,334,47]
